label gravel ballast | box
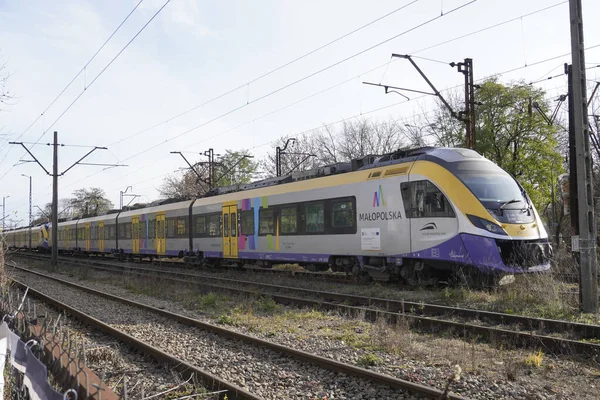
[11,270,423,400]
[11,260,600,400]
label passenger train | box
[4,147,553,286]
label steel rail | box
[9,264,470,400]
[9,276,262,400]
[15,253,600,340]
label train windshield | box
[453,160,529,209]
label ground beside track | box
[9,258,600,400]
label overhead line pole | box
[568,0,597,313]
[10,131,122,267]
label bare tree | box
[159,149,258,200]
[0,54,12,110]
[261,118,406,178]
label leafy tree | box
[159,149,258,200]
[70,188,113,217]
[410,78,563,212]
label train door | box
[222,203,238,258]
[85,223,91,252]
[156,213,166,255]
[132,216,140,254]
[406,180,458,253]
[98,221,105,252]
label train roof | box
[36,146,486,225]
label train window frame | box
[231,212,237,237]
[194,215,206,237]
[402,180,455,218]
[280,206,297,235]
[125,223,132,239]
[223,213,229,237]
[177,218,187,237]
[331,199,354,228]
[167,218,175,238]
[207,213,221,237]
[305,202,325,233]
[240,210,254,236]
[258,208,274,235]
[329,197,357,234]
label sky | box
[0,0,599,227]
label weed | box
[357,353,383,367]
[524,349,544,368]
[217,314,236,326]
[198,292,218,309]
[256,296,281,314]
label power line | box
[105,0,423,148]
[0,0,145,155]
[16,4,597,208]
[411,1,567,55]
[104,0,479,166]
[108,0,564,156]
[0,0,171,183]
[29,43,600,208]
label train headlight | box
[467,214,508,236]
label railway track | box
[12,250,362,284]
[10,253,600,358]
[9,262,470,400]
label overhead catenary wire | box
[0,0,146,153]
[0,0,171,183]
[105,0,479,166]
[105,0,423,149]
[72,45,600,202]
[13,2,596,209]
[107,0,567,154]
[21,38,600,212]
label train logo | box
[420,222,437,231]
[372,185,385,207]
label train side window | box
[223,213,229,237]
[167,219,175,238]
[177,218,187,236]
[407,180,455,218]
[259,209,274,235]
[231,212,237,237]
[125,223,131,239]
[305,202,324,233]
[331,200,354,228]
[280,206,297,234]
[401,182,411,218]
[148,220,156,239]
[140,222,147,238]
[241,210,254,235]
[207,214,221,236]
[195,216,206,236]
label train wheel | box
[400,261,438,287]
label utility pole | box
[120,186,139,209]
[364,55,477,150]
[569,0,597,313]
[276,138,295,177]
[51,131,58,265]
[453,58,476,150]
[10,131,121,268]
[21,174,32,249]
[203,148,221,189]
[1,195,8,232]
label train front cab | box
[422,149,552,274]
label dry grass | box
[272,263,306,272]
